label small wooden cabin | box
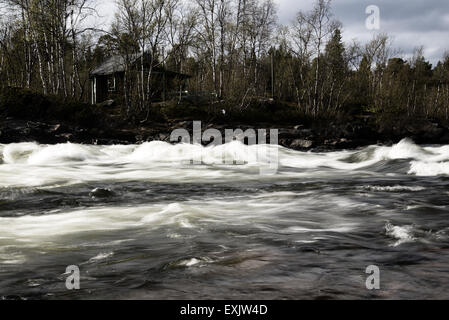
[90,53,190,104]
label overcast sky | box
[96,0,449,65]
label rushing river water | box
[0,138,449,299]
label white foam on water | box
[178,258,202,267]
[284,225,358,234]
[409,161,449,176]
[0,187,38,200]
[27,143,102,165]
[2,143,41,164]
[385,222,416,246]
[0,252,27,264]
[176,257,213,267]
[2,139,449,188]
[88,252,114,263]
[0,191,364,251]
[374,138,431,160]
[362,185,426,192]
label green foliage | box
[325,28,346,81]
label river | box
[0,138,448,299]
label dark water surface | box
[0,139,448,299]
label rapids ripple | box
[0,138,449,299]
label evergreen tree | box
[325,28,346,81]
[323,28,348,111]
[349,55,371,113]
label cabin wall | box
[91,71,189,104]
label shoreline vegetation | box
[1,0,449,150]
[2,87,449,151]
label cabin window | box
[108,76,116,92]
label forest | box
[0,0,449,126]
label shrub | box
[0,87,49,118]
[0,87,99,127]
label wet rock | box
[49,124,61,132]
[56,133,73,141]
[421,123,444,140]
[290,139,313,149]
[278,138,290,148]
[135,135,144,143]
[1,295,26,300]
[89,188,115,198]
[298,128,313,136]
[278,128,306,140]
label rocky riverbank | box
[2,115,449,150]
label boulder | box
[290,139,313,149]
[89,188,115,198]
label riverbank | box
[2,115,449,151]
[2,87,449,150]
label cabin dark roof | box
[90,53,190,78]
[90,54,136,76]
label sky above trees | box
[95,0,449,65]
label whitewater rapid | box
[0,138,448,188]
[1,138,449,299]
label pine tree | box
[323,28,347,111]
[325,28,346,81]
[352,55,371,113]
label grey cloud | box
[97,0,449,64]
[277,0,449,64]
